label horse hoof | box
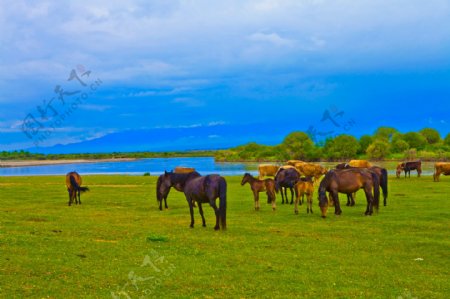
[214,226,220,231]
[321,215,326,219]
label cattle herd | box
[66,160,450,229]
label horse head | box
[241,173,251,186]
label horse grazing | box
[397,161,422,178]
[183,174,227,230]
[334,165,389,207]
[434,162,450,182]
[294,177,314,214]
[65,172,89,206]
[156,171,201,210]
[258,164,280,179]
[318,169,380,218]
[241,173,276,211]
[174,166,196,173]
[274,168,300,204]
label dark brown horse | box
[334,165,388,207]
[397,161,422,178]
[156,170,201,210]
[318,169,380,218]
[241,173,276,211]
[183,174,227,230]
[65,172,89,206]
[274,168,300,204]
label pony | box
[241,173,276,211]
[274,167,300,205]
[294,177,314,214]
[318,169,380,218]
[156,170,201,210]
[183,174,227,230]
[65,171,89,206]
[397,161,422,178]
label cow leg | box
[198,203,206,227]
[308,193,313,214]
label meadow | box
[0,174,449,298]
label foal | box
[241,173,276,211]
[294,177,314,214]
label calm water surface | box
[0,157,436,177]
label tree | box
[358,135,372,154]
[366,140,390,160]
[324,134,360,160]
[374,127,398,142]
[391,133,409,153]
[403,132,427,150]
[445,133,450,146]
[420,128,441,144]
[281,132,315,160]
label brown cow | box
[174,166,196,174]
[287,160,305,166]
[294,162,327,182]
[258,164,280,179]
[434,162,450,182]
[348,160,372,168]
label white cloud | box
[171,98,204,107]
[249,32,295,47]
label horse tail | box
[218,177,227,230]
[370,171,380,211]
[70,175,89,193]
[380,168,388,206]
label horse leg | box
[289,187,294,205]
[281,188,285,204]
[254,191,260,211]
[363,187,373,216]
[271,193,276,211]
[209,201,220,231]
[187,197,195,228]
[164,196,168,209]
[77,191,81,205]
[308,193,313,214]
[346,194,351,206]
[418,168,422,178]
[67,189,72,206]
[198,203,206,227]
[351,193,356,206]
[332,192,342,215]
[294,196,299,214]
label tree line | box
[214,127,450,162]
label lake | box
[0,157,436,177]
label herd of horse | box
[65,160,450,229]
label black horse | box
[156,170,201,210]
[184,174,227,230]
[274,168,300,205]
[318,169,380,218]
[157,172,227,230]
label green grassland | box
[0,174,449,298]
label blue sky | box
[1,0,450,151]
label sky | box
[1,0,450,151]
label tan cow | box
[294,162,327,182]
[174,166,196,174]
[258,164,280,179]
[434,162,450,182]
[348,160,372,168]
[287,160,305,166]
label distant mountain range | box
[28,123,299,154]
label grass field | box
[0,174,449,298]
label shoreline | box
[0,158,138,168]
